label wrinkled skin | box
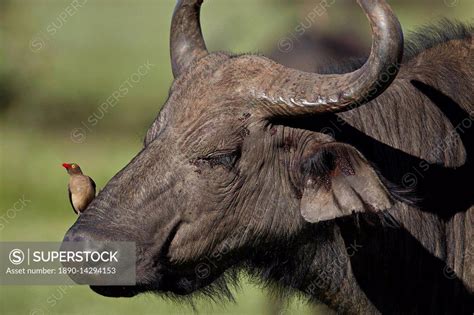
[67,40,473,311]
[72,53,336,294]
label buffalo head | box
[63,0,403,298]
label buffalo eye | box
[198,150,240,170]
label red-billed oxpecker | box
[62,163,96,215]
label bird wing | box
[89,177,96,195]
[68,184,78,215]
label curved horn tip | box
[170,0,208,78]
[255,0,404,116]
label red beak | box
[62,163,71,169]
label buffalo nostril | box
[73,235,86,242]
[60,227,136,286]
[63,225,104,243]
[61,227,107,259]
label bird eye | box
[71,164,76,168]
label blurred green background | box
[0,0,472,314]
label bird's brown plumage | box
[62,163,96,214]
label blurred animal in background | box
[62,163,96,215]
[269,29,368,74]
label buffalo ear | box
[299,143,393,223]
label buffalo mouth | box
[86,222,229,297]
[89,275,207,297]
[89,262,228,297]
[90,285,141,297]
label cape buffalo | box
[63,0,473,313]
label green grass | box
[0,280,318,315]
